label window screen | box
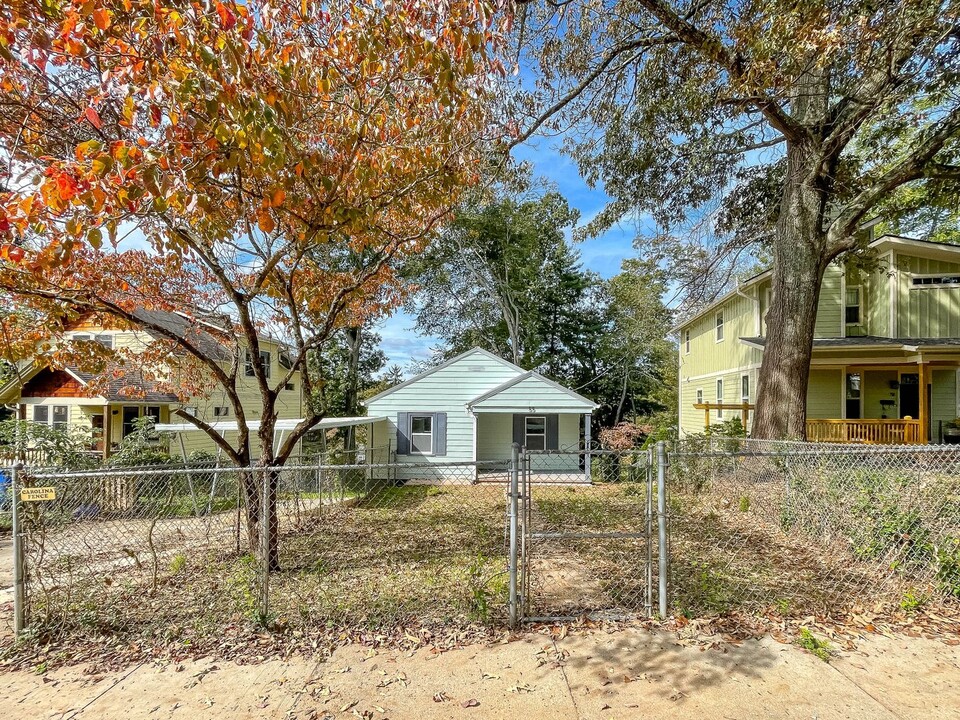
[410,415,433,454]
[525,416,547,451]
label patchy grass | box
[796,627,832,662]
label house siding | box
[805,369,842,419]
[814,264,843,338]
[932,369,958,440]
[470,374,595,412]
[368,351,523,470]
[896,255,960,337]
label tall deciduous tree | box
[512,0,960,438]
[0,0,504,563]
[405,189,601,373]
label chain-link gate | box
[515,446,661,622]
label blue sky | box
[375,139,646,371]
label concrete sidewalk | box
[1,628,957,719]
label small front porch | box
[805,359,960,445]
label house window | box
[525,416,547,451]
[684,329,690,354]
[73,334,91,343]
[696,389,703,405]
[122,406,140,437]
[52,405,69,429]
[911,275,960,287]
[716,379,724,419]
[845,373,862,420]
[409,415,433,454]
[845,287,861,325]
[95,334,113,349]
[741,374,750,404]
[32,405,69,429]
[245,350,272,378]
[214,406,230,417]
[715,311,724,342]
[284,382,295,391]
[183,406,198,417]
[144,406,161,424]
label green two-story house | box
[677,235,960,444]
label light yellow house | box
[0,309,302,459]
[677,235,960,444]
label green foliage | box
[0,419,97,470]
[107,416,172,467]
[900,589,927,612]
[169,553,187,576]
[796,628,832,662]
[934,538,960,598]
[738,495,750,513]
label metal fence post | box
[12,462,25,635]
[656,441,668,618]
[508,443,520,629]
[645,447,653,617]
[259,465,271,622]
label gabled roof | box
[0,362,180,404]
[130,308,232,361]
[364,347,525,404]
[467,370,598,411]
[674,234,960,333]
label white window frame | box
[696,388,703,405]
[684,329,690,354]
[910,274,960,288]
[244,350,272,378]
[716,379,724,419]
[214,406,230,417]
[845,285,862,325]
[409,414,433,455]
[741,374,750,404]
[33,405,69,429]
[715,311,724,342]
[524,416,547,451]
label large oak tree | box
[0,0,505,563]
[512,0,960,438]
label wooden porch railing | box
[805,419,922,445]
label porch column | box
[102,404,112,461]
[583,413,592,483]
[919,361,930,444]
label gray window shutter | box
[396,412,410,455]
[434,413,447,456]
[546,414,559,450]
[512,414,524,446]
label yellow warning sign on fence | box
[20,487,56,502]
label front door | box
[91,414,104,450]
[900,373,919,419]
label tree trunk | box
[343,326,361,454]
[752,141,831,440]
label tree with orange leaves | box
[0,0,506,564]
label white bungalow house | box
[365,347,598,482]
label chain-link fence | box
[8,439,960,649]
[667,438,960,618]
[519,449,658,622]
[10,455,515,643]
